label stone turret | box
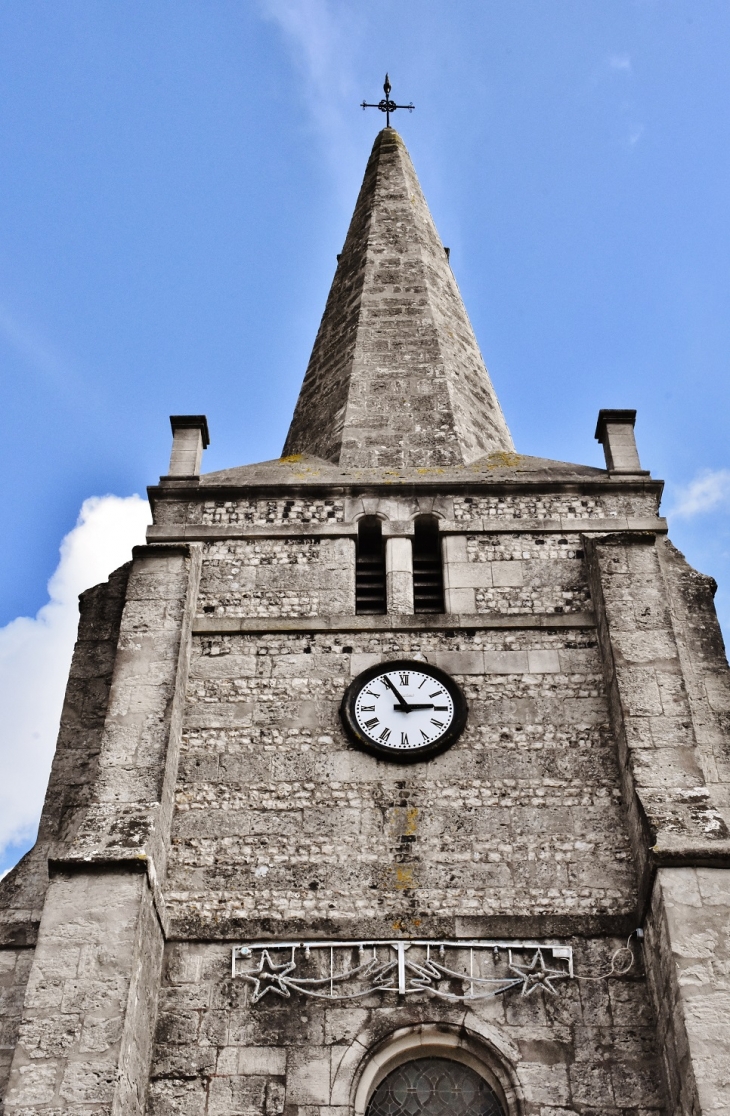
[283,128,513,469]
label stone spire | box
[282,128,514,469]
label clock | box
[340,659,468,762]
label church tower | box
[2,126,730,1116]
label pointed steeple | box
[283,128,513,469]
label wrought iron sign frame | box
[231,938,574,1005]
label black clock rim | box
[339,658,468,764]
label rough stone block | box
[445,563,493,589]
[491,561,524,587]
[350,653,382,676]
[238,1047,287,1075]
[429,651,484,675]
[444,587,476,613]
[285,1050,331,1104]
[527,650,560,673]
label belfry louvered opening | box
[356,517,386,614]
[413,515,445,613]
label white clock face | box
[353,667,455,751]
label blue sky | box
[2,0,730,872]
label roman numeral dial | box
[341,660,468,763]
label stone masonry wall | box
[0,950,34,1116]
[466,534,590,615]
[147,937,664,1116]
[585,533,730,894]
[452,491,657,521]
[201,500,345,527]
[658,539,730,818]
[196,539,354,619]
[165,626,635,937]
[150,487,660,532]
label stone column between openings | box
[386,536,414,614]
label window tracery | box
[367,1058,504,1116]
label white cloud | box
[671,469,730,519]
[258,0,362,192]
[609,54,631,72]
[0,302,78,392]
[628,123,644,146]
[0,303,59,372]
[262,0,342,89]
[0,495,151,862]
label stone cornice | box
[149,475,665,503]
[147,516,668,543]
[191,611,596,635]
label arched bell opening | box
[356,516,387,614]
[412,514,445,614]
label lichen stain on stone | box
[392,916,422,934]
[388,806,419,837]
[392,865,418,890]
[478,451,528,470]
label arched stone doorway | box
[343,1022,522,1116]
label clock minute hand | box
[381,675,411,710]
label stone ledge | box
[164,910,640,942]
[133,540,193,556]
[48,855,150,874]
[148,475,665,500]
[650,840,730,868]
[147,517,668,543]
[192,611,597,635]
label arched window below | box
[356,517,386,614]
[367,1057,504,1116]
[412,515,444,614]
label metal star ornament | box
[239,949,296,1003]
[509,949,567,997]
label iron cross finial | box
[361,73,415,128]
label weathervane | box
[361,73,414,128]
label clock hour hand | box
[392,703,434,711]
[381,674,411,710]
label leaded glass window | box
[367,1057,504,1116]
